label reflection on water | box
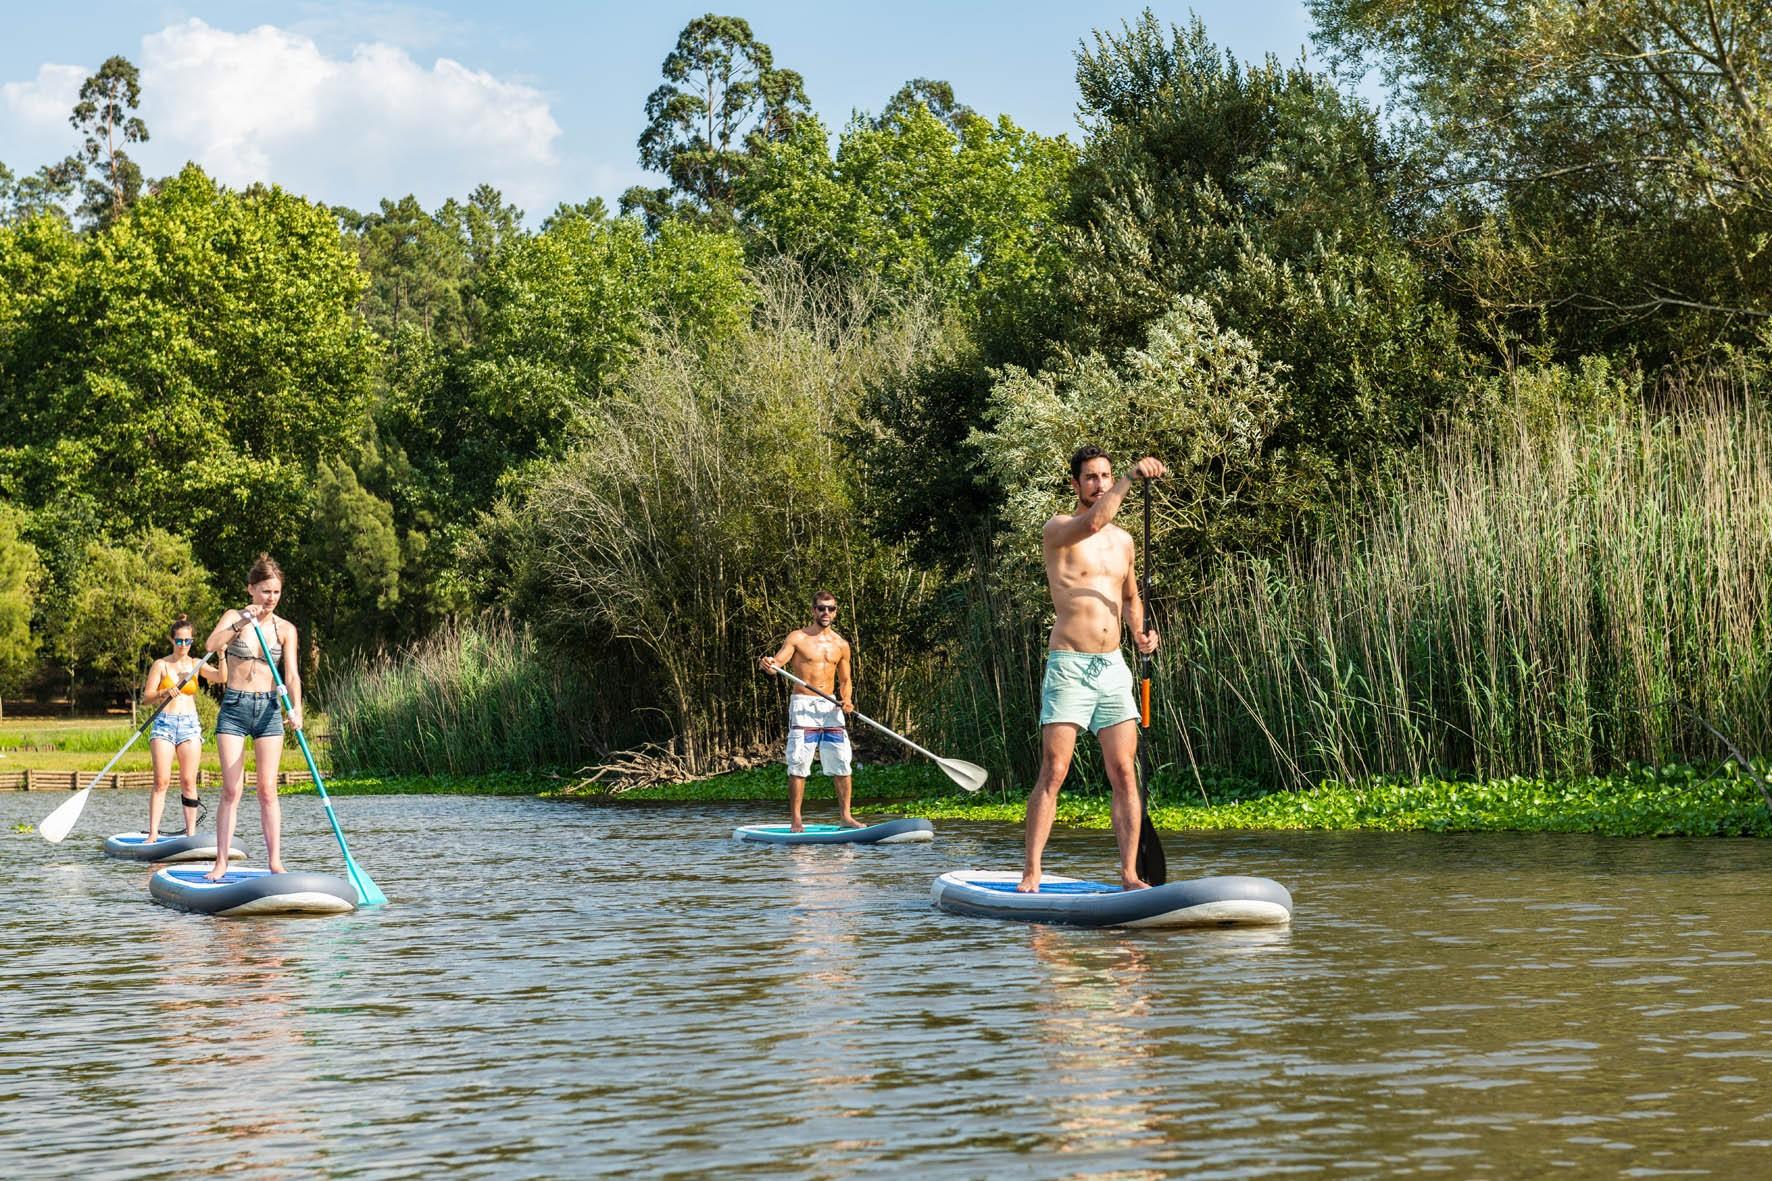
[1,793,1767,1178]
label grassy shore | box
[610,762,1772,838]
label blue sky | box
[2,2,1330,221]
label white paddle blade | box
[37,787,92,844]
[938,757,989,793]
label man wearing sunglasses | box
[760,591,860,831]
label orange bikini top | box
[159,664,200,695]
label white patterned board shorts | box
[784,693,853,777]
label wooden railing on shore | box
[0,769,318,792]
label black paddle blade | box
[1136,809,1168,887]
[1135,714,1167,886]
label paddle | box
[38,651,218,844]
[246,612,388,907]
[770,666,988,792]
[1135,475,1168,886]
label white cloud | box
[1,63,85,133]
[135,17,561,209]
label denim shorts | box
[215,688,284,740]
[150,711,203,748]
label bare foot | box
[146,832,160,844]
[1121,875,1151,891]
[789,822,804,833]
[840,816,865,829]
[269,860,287,874]
[203,862,228,882]
[1016,871,1042,893]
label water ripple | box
[1,794,1767,1178]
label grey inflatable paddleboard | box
[104,832,246,862]
[932,870,1292,928]
[149,866,358,916]
[733,818,935,844]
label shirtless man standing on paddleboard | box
[1019,446,1166,892]
[760,591,859,832]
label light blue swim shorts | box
[1039,649,1139,734]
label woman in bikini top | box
[142,613,226,840]
[202,553,303,879]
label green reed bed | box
[325,617,597,776]
[601,759,1771,837]
[896,763,1772,838]
[1152,392,1772,789]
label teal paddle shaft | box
[248,614,387,907]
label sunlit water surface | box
[2,790,1768,1178]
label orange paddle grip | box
[1140,678,1150,727]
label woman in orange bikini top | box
[142,614,225,841]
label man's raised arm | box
[1045,478,1135,549]
[1045,457,1168,549]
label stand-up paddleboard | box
[103,833,246,863]
[733,818,935,845]
[933,870,1292,928]
[149,867,358,916]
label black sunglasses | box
[172,638,194,645]
[814,604,838,612]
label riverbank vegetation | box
[613,762,1772,839]
[3,7,1770,828]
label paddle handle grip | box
[1141,678,1150,728]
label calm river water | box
[1,790,1768,1179]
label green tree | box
[1309,0,1772,365]
[744,105,1073,349]
[742,101,1075,568]
[494,268,942,766]
[52,528,217,717]
[301,455,403,655]
[339,185,526,350]
[1061,13,1464,482]
[462,213,749,466]
[623,13,811,226]
[338,195,471,347]
[0,157,81,226]
[0,504,43,721]
[971,297,1290,573]
[0,165,379,587]
[878,78,978,133]
[70,55,149,230]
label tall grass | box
[326,616,599,776]
[515,266,948,772]
[1155,388,1772,787]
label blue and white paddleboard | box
[104,832,245,863]
[149,866,358,917]
[932,870,1292,928]
[732,818,935,845]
